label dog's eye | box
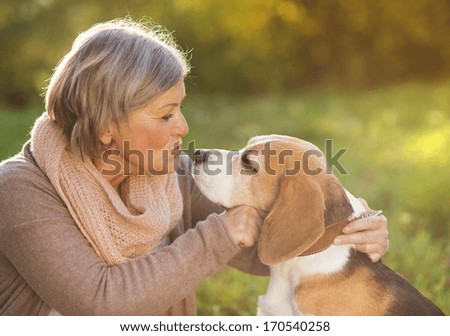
[241,152,259,173]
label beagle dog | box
[192,135,444,316]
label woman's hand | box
[220,205,265,248]
[334,198,389,262]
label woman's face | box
[105,80,189,175]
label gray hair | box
[45,18,190,160]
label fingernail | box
[342,227,349,233]
[370,254,380,262]
[333,237,342,245]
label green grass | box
[1,81,449,315]
[0,108,43,160]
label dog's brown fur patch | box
[295,252,393,315]
[294,250,445,315]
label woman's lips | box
[171,141,183,155]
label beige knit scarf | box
[30,113,183,266]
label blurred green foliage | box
[1,0,450,107]
[1,82,448,315]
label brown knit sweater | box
[0,142,269,315]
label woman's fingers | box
[334,231,376,245]
[221,205,265,248]
[334,214,389,262]
[342,215,388,234]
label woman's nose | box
[175,112,189,137]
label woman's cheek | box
[144,125,172,150]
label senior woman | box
[0,19,388,315]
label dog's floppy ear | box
[258,174,326,265]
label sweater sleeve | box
[0,154,241,315]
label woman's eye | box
[162,114,173,121]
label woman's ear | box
[258,174,326,265]
[99,122,117,147]
[99,132,112,147]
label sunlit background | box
[0,0,448,315]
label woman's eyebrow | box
[157,95,186,110]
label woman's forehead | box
[149,80,186,110]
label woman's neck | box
[93,157,127,193]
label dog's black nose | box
[193,149,209,164]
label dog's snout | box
[193,149,211,164]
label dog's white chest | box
[257,245,351,316]
[257,259,305,315]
